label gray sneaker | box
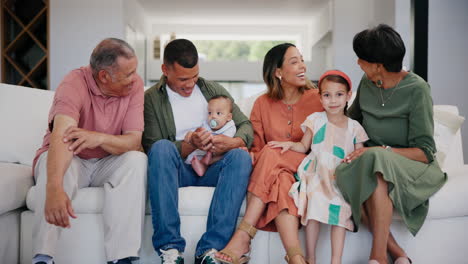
[160,249,184,264]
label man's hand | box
[191,128,213,151]
[211,135,245,154]
[184,131,194,144]
[44,186,77,228]
[63,127,104,154]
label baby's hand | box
[184,131,194,144]
[268,141,294,154]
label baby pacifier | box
[209,119,219,128]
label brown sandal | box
[215,220,257,264]
[284,247,308,264]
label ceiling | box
[137,0,329,22]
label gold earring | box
[376,80,383,87]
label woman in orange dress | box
[216,43,323,264]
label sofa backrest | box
[0,84,54,166]
[237,91,465,170]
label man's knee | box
[117,151,147,184]
[225,148,252,164]
[224,149,252,179]
[121,150,148,166]
[149,140,177,160]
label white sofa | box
[1,83,467,264]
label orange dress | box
[248,88,323,231]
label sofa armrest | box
[0,163,34,215]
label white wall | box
[331,0,412,88]
[50,0,125,90]
[428,0,468,158]
[394,0,412,70]
[0,9,2,80]
[331,0,371,88]
[123,0,148,81]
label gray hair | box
[90,38,135,78]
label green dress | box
[335,72,447,235]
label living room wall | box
[428,0,468,160]
[49,0,148,91]
[49,0,125,90]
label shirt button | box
[287,133,291,138]
[287,106,292,110]
[288,120,291,125]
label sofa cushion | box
[0,84,54,166]
[0,162,34,214]
[27,186,105,214]
[433,106,465,168]
[426,165,468,219]
[27,185,247,216]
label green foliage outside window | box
[193,40,295,62]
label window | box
[193,40,295,62]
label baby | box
[184,95,236,176]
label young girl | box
[268,70,368,264]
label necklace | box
[379,78,402,107]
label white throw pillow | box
[433,107,465,167]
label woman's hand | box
[268,141,294,154]
[343,147,372,163]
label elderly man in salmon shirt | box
[31,38,147,264]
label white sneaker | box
[196,249,220,264]
[160,249,184,264]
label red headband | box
[318,70,352,91]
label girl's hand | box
[268,141,294,154]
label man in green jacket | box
[143,39,253,264]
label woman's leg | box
[365,172,393,264]
[215,192,265,261]
[275,210,307,264]
[330,225,346,264]
[304,220,320,264]
[361,206,408,261]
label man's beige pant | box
[33,151,147,261]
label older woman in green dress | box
[335,24,446,264]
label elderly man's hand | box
[44,186,77,228]
[211,135,244,154]
[63,127,104,154]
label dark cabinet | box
[1,0,48,89]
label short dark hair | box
[90,38,135,77]
[353,24,405,72]
[163,39,198,68]
[209,95,233,112]
[263,43,313,100]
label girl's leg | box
[275,210,307,264]
[215,193,265,262]
[361,207,409,261]
[330,225,346,264]
[305,220,320,264]
[365,172,393,264]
